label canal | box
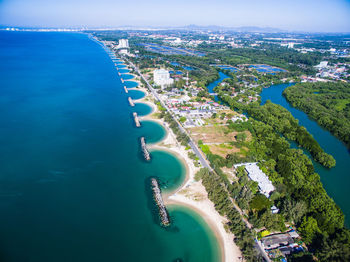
[260,83,350,225]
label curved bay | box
[0,31,221,262]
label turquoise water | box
[125,81,139,88]
[121,73,135,80]
[118,68,130,73]
[261,84,350,225]
[0,31,220,262]
[138,120,166,144]
[134,102,153,116]
[128,89,146,100]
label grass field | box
[188,125,251,157]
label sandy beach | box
[128,79,243,262]
[152,124,242,262]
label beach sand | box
[127,68,243,262]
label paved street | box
[126,59,212,170]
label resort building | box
[234,162,275,198]
[116,39,130,55]
[117,39,129,49]
[153,69,174,88]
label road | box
[125,58,212,171]
[124,57,270,261]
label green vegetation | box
[248,119,344,233]
[235,132,247,142]
[250,194,272,212]
[198,117,349,261]
[283,82,350,148]
[220,90,336,168]
[247,101,336,168]
[159,111,190,146]
[197,168,261,261]
[179,116,187,123]
[169,55,220,88]
[198,43,324,74]
[96,31,350,260]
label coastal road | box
[125,58,212,171]
[124,56,271,260]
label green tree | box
[299,216,320,244]
[281,199,307,224]
[235,132,247,142]
[250,194,271,212]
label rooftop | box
[234,162,275,198]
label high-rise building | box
[117,39,129,55]
[153,69,174,88]
[118,39,129,49]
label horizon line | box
[1,25,350,34]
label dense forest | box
[199,118,350,261]
[247,101,336,168]
[219,93,336,168]
[283,82,350,148]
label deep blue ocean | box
[0,31,220,262]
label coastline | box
[88,32,350,262]
[126,72,242,262]
[100,37,242,261]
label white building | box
[315,61,328,69]
[117,39,129,49]
[153,69,174,88]
[116,39,129,55]
[234,162,275,198]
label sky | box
[0,0,350,32]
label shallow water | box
[0,31,221,262]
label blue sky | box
[0,0,349,32]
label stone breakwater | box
[151,178,170,226]
[128,97,135,107]
[133,112,141,127]
[140,137,150,161]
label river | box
[260,83,350,225]
[207,71,230,101]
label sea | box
[0,31,220,262]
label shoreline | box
[126,71,242,262]
[100,41,241,261]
